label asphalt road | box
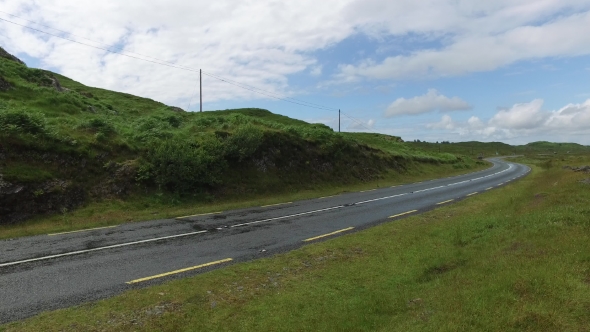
[0,158,530,323]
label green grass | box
[3,154,589,331]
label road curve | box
[0,158,529,323]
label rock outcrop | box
[563,165,590,172]
[168,106,185,113]
[0,76,12,91]
[0,46,26,66]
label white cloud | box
[489,99,547,129]
[0,0,355,107]
[310,65,323,77]
[1,0,590,112]
[337,2,590,81]
[385,89,471,117]
[546,100,590,130]
[427,99,590,142]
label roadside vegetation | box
[0,48,486,237]
[3,153,589,331]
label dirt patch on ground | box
[504,241,547,259]
[530,192,548,207]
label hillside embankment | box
[0,46,482,227]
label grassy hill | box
[408,140,590,158]
[0,47,482,228]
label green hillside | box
[408,140,590,158]
[0,47,481,228]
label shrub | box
[130,116,175,142]
[225,124,263,161]
[163,114,183,128]
[0,109,49,136]
[146,135,227,192]
[79,117,115,135]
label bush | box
[146,135,227,192]
[79,117,115,135]
[163,114,183,128]
[0,109,49,136]
[130,116,175,142]
[225,124,263,161]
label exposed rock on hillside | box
[0,46,26,66]
[168,106,185,113]
[0,76,12,91]
[0,178,86,224]
[49,75,64,92]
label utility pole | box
[338,109,340,132]
[199,69,202,112]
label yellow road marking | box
[126,258,233,284]
[261,202,292,208]
[176,211,221,219]
[486,187,493,190]
[48,225,117,236]
[318,195,337,199]
[360,189,376,193]
[388,210,418,219]
[303,227,354,242]
[436,199,454,205]
[467,192,478,196]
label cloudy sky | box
[1,0,590,144]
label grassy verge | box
[0,161,489,239]
[3,154,589,331]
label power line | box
[0,17,200,72]
[202,71,339,112]
[186,77,200,111]
[341,112,372,131]
[203,71,339,112]
[0,9,184,66]
[0,13,374,129]
[0,16,338,112]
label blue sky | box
[1,0,590,144]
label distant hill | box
[525,141,589,153]
[408,140,589,157]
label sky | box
[1,0,590,145]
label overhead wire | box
[202,71,339,112]
[0,17,200,72]
[0,9,186,67]
[202,71,338,112]
[341,112,372,131]
[0,12,373,129]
